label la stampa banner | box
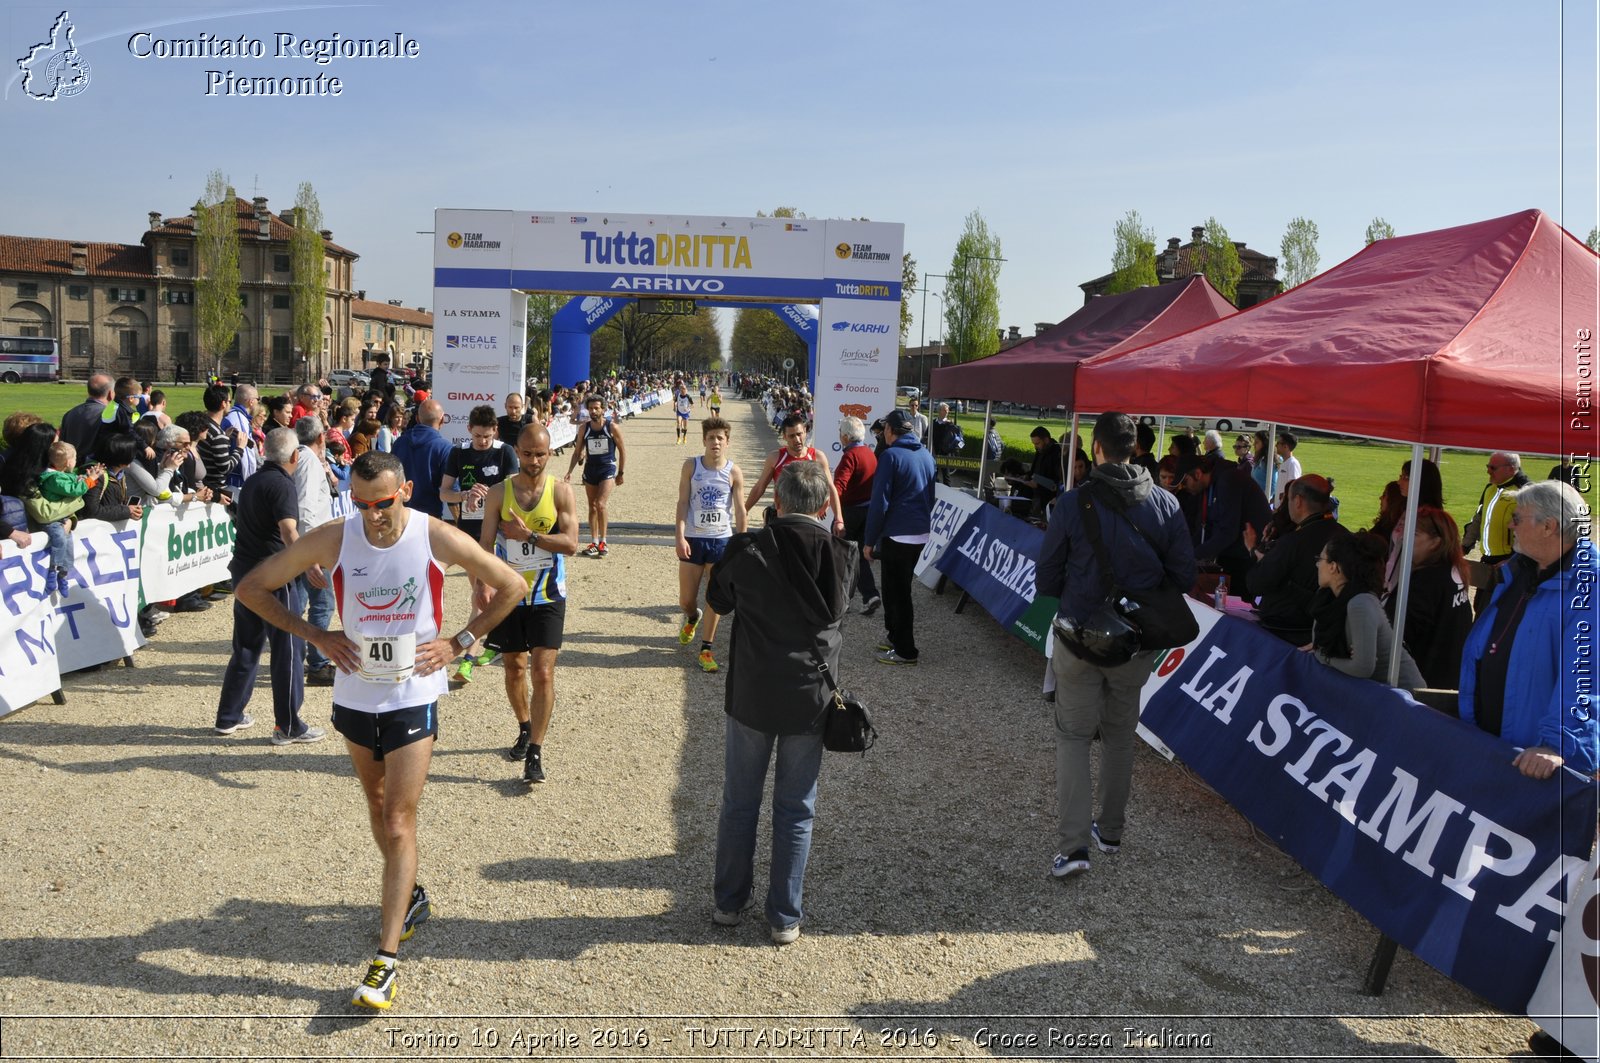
[1138,608,1599,1013]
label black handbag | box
[1069,483,1199,656]
[813,653,877,754]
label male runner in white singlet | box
[674,416,746,673]
[235,450,525,1011]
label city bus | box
[0,336,60,382]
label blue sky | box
[2,0,1594,351]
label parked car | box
[897,386,921,400]
[328,369,371,389]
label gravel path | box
[0,397,1537,1059]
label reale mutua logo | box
[18,10,92,101]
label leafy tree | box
[289,181,326,376]
[1587,227,1599,253]
[901,251,917,343]
[1192,217,1243,305]
[523,293,563,381]
[1104,210,1158,295]
[1279,216,1321,289]
[944,209,1003,364]
[591,303,721,374]
[194,170,242,373]
[730,306,807,377]
[1365,217,1396,245]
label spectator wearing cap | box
[863,408,936,666]
[1245,474,1344,645]
[1176,453,1273,589]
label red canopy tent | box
[1074,209,1599,456]
[931,275,1237,407]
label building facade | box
[350,297,433,376]
[1079,224,1281,308]
[0,196,359,383]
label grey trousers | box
[1051,639,1154,856]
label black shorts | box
[457,518,484,547]
[332,702,438,760]
[486,599,566,654]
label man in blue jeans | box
[292,416,338,685]
[706,461,856,944]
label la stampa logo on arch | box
[831,321,890,334]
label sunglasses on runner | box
[352,490,403,511]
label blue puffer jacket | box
[1458,539,1600,777]
[863,432,936,547]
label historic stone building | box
[350,297,433,375]
[1079,224,1281,308]
[0,196,359,383]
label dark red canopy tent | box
[930,275,1237,408]
[1074,209,1600,455]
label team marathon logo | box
[355,577,419,622]
[834,242,892,262]
[446,231,502,250]
[17,11,92,101]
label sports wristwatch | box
[449,628,480,658]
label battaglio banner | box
[140,501,234,603]
[1139,608,1599,1013]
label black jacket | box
[1247,513,1345,643]
[707,516,857,735]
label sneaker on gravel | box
[1051,850,1091,879]
[350,958,397,1009]
[453,657,475,685]
[697,649,719,673]
[678,609,703,645]
[583,543,600,558]
[712,907,743,927]
[270,725,326,746]
[862,596,882,616]
[214,714,255,736]
[1091,822,1120,854]
[875,649,918,666]
[399,884,431,941]
[770,924,801,945]
[523,747,546,784]
[597,541,608,557]
[875,641,892,653]
[507,730,530,761]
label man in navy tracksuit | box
[863,408,936,665]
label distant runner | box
[674,387,694,444]
[563,396,624,557]
[439,405,519,684]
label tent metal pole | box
[1266,423,1279,504]
[1386,442,1426,688]
[1157,416,1168,457]
[976,398,993,500]
[1065,411,1080,491]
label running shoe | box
[523,747,546,784]
[1051,850,1091,879]
[698,649,719,673]
[474,649,500,669]
[678,608,703,645]
[350,958,397,1009]
[862,596,882,617]
[214,714,255,736]
[1091,821,1121,854]
[270,725,327,746]
[597,541,608,557]
[875,642,893,653]
[399,884,431,941]
[584,543,600,558]
[453,656,475,684]
[876,649,918,666]
[770,924,802,945]
[508,730,530,761]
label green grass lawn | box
[0,381,217,430]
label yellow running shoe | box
[698,648,719,673]
[350,958,397,1009]
[678,608,702,645]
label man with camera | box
[1035,412,1196,881]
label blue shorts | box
[676,410,691,421]
[683,536,729,566]
[583,461,617,486]
[332,701,438,760]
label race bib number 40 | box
[358,633,417,683]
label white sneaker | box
[770,924,801,945]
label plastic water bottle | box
[1214,575,1230,609]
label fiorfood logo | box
[18,10,92,101]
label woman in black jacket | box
[1385,505,1472,689]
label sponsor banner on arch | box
[432,287,527,445]
[813,221,902,458]
[1140,610,1599,1013]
